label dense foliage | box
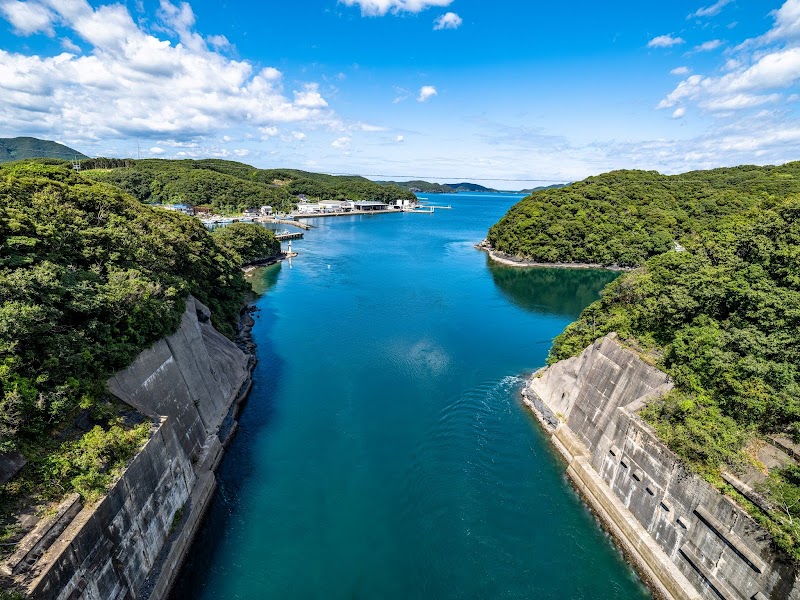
[80,159,415,214]
[549,197,800,439]
[544,191,800,556]
[0,137,87,164]
[488,163,800,267]
[0,161,248,453]
[211,223,281,265]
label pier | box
[259,217,312,230]
[275,231,304,241]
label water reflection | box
[487,260,619,320]
[246,263,282,297]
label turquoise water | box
[174,193,650,599]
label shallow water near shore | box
[173,192,650,599]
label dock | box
[259,217,312,230]
[275,231,304,241]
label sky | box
[2,0,800,187]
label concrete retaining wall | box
[8,296,252,600]
[525,334,800,600]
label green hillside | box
[80,159,415,214]
[0,161,266,530]
[489,161,800,558]
[488,164,800,267]
[0,137,87,163]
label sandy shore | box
[475,240,634,272]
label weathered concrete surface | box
[524,334,800,600]
[9,296,253,600]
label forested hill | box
[0,161,280,526]
[79,158,415,214]
[0,137,87,163]
[493,161,800,558]
[488,163,800,267]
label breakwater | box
[3,296,254,600]
[524,333,800,600]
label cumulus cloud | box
[332,136,350,148]
[0,0,55,35]
[760,0,800,43]
[396,135,404,142]
[672,107,686,119]
[671,66,690,75]
[149,146,165,154]
[648,34,685,48]
[0,0,336,145]
[433,11,461,30]
[339,0,452,17]
[418,85,437,102]
[689,0,732,18]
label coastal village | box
[156,194,428,227]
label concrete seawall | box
[524,334,800,600]
[6,296,254,600]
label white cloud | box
[233,148,249,157]
[689,0,732,18]
[692,39,723,52]
[0,0,337,147]
[206,34,230,50]
[396,135,404,142]
[703,93,782,110]
[0,0,54,35]
[332,136,350,148]
[648,34,685,48]
[291,131,306,141]
[339,0,452,17]
[294,83,328,108]
[433,11,461,30]
[60,37,81,53]
[671,66,690,75]
[723,59,741,71]
[761,0,800,43]
[418,85,437,102]
[149,146,165,154]
[672,107,686,119]
[359,123,387,132]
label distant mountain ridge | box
[0,137,88,163]
[377,180,499,193]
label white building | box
[260,205,273,216]
[318,201,343,212]
[296,202,321,214]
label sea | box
[173,192,650,599]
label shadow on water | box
[170,266,286,599]
[487,258,620,320]
[247,262,282,297]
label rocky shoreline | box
[475,239,634,271]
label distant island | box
[518,183,569,194]
[0,136,88,163]
[377,179,570,194]
[377,179,501,193]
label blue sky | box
[2,0,800,187]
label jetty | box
[275,231,304,241]
[259,217,312,230]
